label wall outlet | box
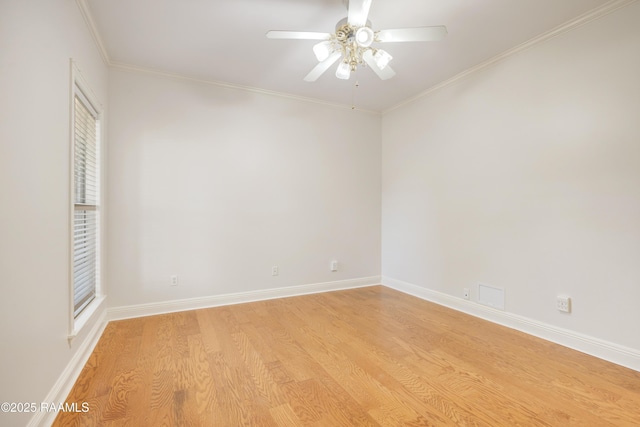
[557,295,571,313]
[170,275,178,286]
[272,266,279,276]
[463,288,470,300]
[330,260,338,271]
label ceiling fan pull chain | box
[351,80,360,110]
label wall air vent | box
[477,283,505,310]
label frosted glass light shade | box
[355,27,374,47]
[373,49,392,70]
[335,61,351,80]
[313,41,333,62]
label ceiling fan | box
[266,0,447,82]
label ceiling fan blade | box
[266,31,331,40]
[362,50,396,80]
[347,0,372,27]
[304,52,342,82]
[376,26,447,43]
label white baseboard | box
[108,276,381,321]
[28,309,108,427]
[382,276,640,372]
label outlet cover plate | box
[557,295,571,313]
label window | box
[71,68,102,322]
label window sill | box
[68,295,106,344]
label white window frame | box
[69,61,105,340]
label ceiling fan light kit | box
[266,0,447,82]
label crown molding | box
[75,0,378,114]
[75,0,111,66]
[383,0,639,115]
[109,61,381,115]
[75,0,636,116]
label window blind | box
[73,92,99,317]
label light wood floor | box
[54,286,640,426]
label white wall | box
[382,2,640,350]
[0,0,109,425]
[107,69,381,307]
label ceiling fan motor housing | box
[334,18,376,70]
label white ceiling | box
[85,0,612,112]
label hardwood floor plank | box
[186,335,217,416]
[296,379,380,427]
[269,403,304,427]
[277,381,324,424]
[54,286,640,426]
[195,309,222,354]
[231,330,285,407]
